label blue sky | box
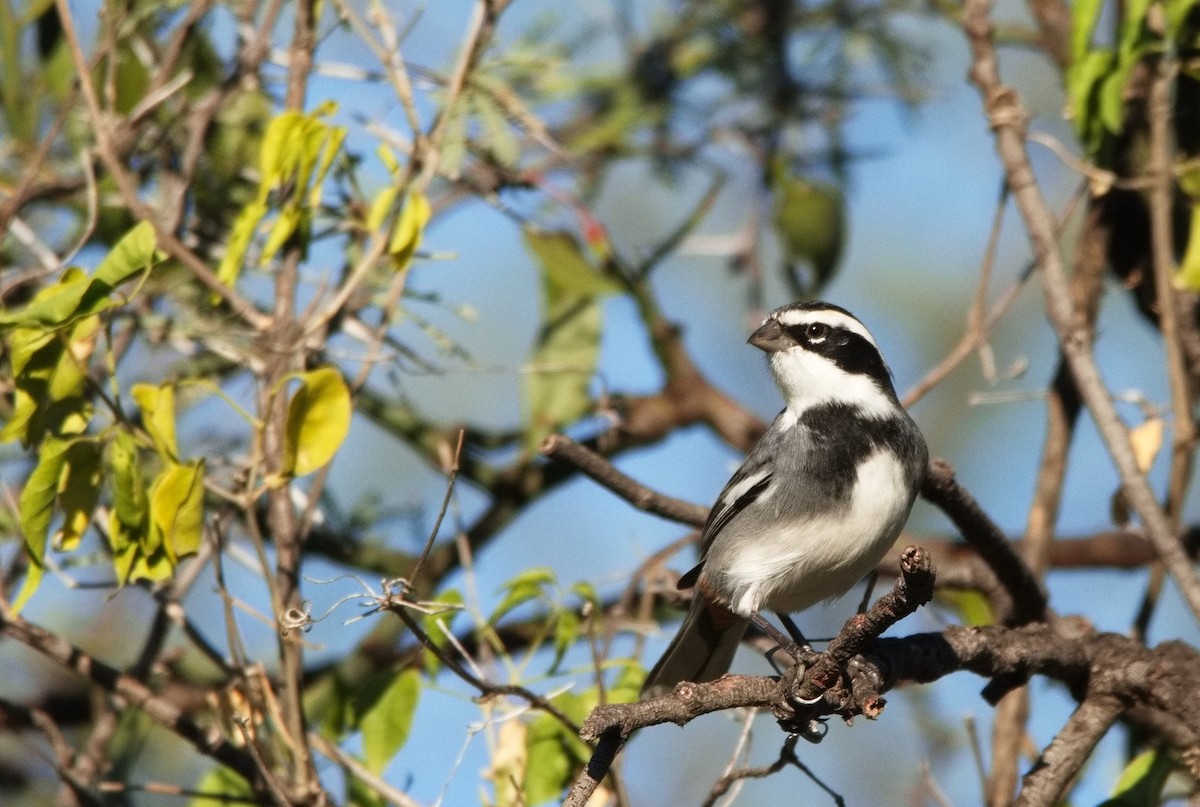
[7,1,1200,805]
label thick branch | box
[921,459,1048,624]
[1014,696,1122,807]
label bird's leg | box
[752,612,812,674]
[776,612,813,652]
[856,571,880,614]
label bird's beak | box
[748,319,788,353]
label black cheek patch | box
[782,326,895,394]
[828,333,893,390]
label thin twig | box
[540,434,707,526]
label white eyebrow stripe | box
[772,308,878,348]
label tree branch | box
[962,0,1200,621]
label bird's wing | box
[676,462,771,590]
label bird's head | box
[748,301,900,418]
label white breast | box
[723,450,912,617]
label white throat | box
[769,346,897,421]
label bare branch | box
[962,0,1200,620]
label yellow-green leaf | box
[1097,749,1174,807]
[258,110,305,199]
[491,567,556,625]
[357,669,420,774]
[150,460,206,562]
[772,174,845,295]
[55,439,102,551]
[1177,204,1200,292]
[218,199,268,288]
[524,693,593,805]
[14,437,72,611]
[0,267,90,326]
[283,367,352,477]
[260,205,306,266]
[132,383,179,461]
[8,326,57,376]
[388,191,432,271]
[308,125,346,210]
[522,293,601,449]
[523,229,620,299]
[1070,0,1104,63]
[107,510,139,584]
[366,185,399,233]
[48,315,101,401]
[109,431,148,530]
[936,589,996,627]
[92,221,157,288]
[0,386,39,445]
[188,765,254,807]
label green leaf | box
[345,775,387,807]
[571,581,600,608]
[1067,49,1116,152]
[550,609,580,673]
[607,661,645,704]
[303,673,350,740]
[1097,67,1128,138]
[491,567,556,625]
[188,765,253,807]
[524,693,593,805]
[283,366,352,477]
[7,325,57,376]
[1070,0,1105,63]
[132,382,179,461]
[18,436,71,567]
[356,668,420,774]
[14,436,72,610]
[520,229,616,448]
[92,221,157,288]
[1166,0,1199,38]
[771,174,846,295]
[1118,0,1152,60]
[2,327,62,445]
[0,223,156,328]
[149,460,206,562]
[1096,749,1174,807]
[471,88,520,167]
[523,229,620,299]
[55,439,102,552]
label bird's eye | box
[805,323,830,340]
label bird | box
[641,300,928,697]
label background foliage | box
[2,0,1200,805]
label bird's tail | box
[641,596,748,698]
